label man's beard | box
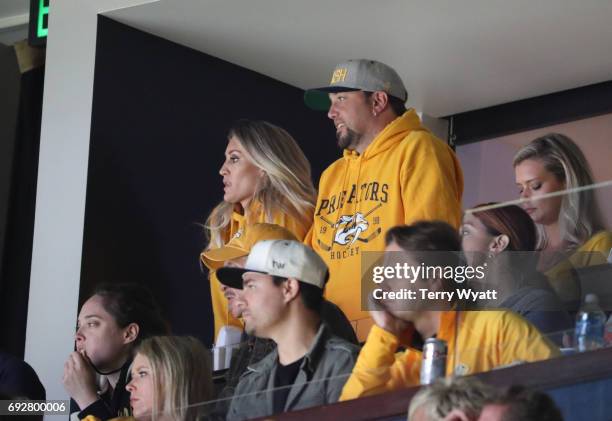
[337,127,362,150]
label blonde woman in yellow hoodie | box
[304,60,464,340]
[202,119,316,340]
[514,133,612,303]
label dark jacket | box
[0,350,45,400]
[213,299,357,418]
[500,286,573,344]
[70,359,132,421]
[226,324,359,420]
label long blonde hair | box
[513,133,604,252]
[205,119,316,249]
[136,336,212,421]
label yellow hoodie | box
[204,202,309,340]
[545,230,612,303]
[305,110,464,340]
[340,310,560,401]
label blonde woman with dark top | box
[82,336,212,421]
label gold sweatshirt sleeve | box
[499,311,561,363]
[570,231,612,266]
[339,325,421,401]
[399,134,463,229]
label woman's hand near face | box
[62,351,99,410]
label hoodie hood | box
[342,109,429,161]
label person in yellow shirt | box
[304,60,464,341]
[340,221,560,401]
[514,133,612,303]
[202,119,316,340]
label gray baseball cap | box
[304,59,408,111]
[216,240,329,290]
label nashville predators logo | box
[334,212,369,246]
[317,203,382,252]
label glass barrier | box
[141,363,356,420]
[158,329,609,420]
[352,180,612,394]
[191,180,612,419]
[466,180,612,307]
[166,328,608,420]
[455,180,612,365]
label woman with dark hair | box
[63,283,168,420]
[461,203,572,336]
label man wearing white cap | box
[220,240,359,420]
[202,223,357,418]
[304,59,464,340]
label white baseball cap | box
[216,240,329,289]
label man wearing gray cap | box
[219,239,359,420]
[303,59,464,341]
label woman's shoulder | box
[263,210,311,240]
[579,230,612,253]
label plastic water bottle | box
[574,294,606,352]
[605,314,612,347]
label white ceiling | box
[3,0,611,116]
[0,0,28,45]
[0,0,28,18]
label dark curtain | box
[0,43,44,357]
[82,17,337,346]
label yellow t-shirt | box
[203,203,310,340]
[339,310,560,401]
[545,231,612,303]
[306,110,463,341]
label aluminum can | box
[420,338,447,385]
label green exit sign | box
[29,0,49,46]
[37,0,49,37]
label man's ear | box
[283,278,301,303]
[371,91,389,115]
[123,323,140,345]
[489,234,510,256]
